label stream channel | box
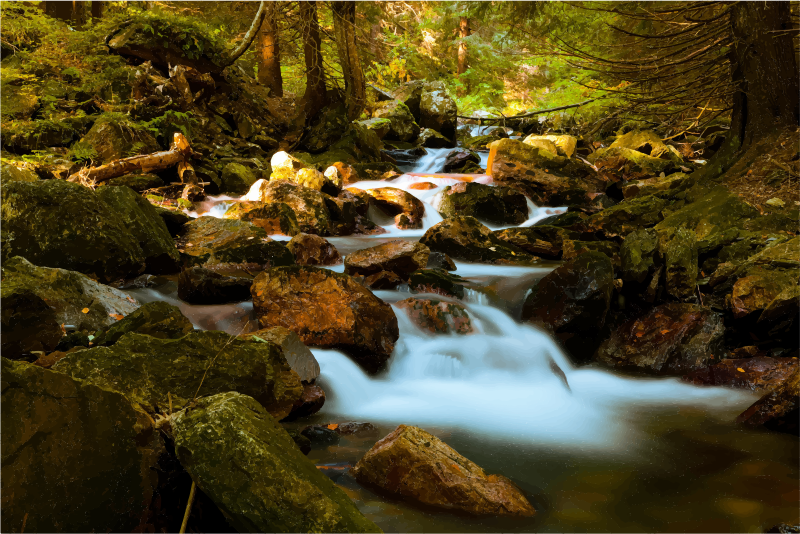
[131,148,798,533]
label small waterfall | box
[405,148,453,173]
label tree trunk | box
[332,1,366,121]
[44,1,75,24]
[369,23,382,64]
[300,1,328,121]
[91,1,104,19]
[258,2,283,97]
[222,1,267,67]
[457,16,470,76]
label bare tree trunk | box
[91,1,104,19]
[332,1,366,120]
[222,1,267,68]
[258,2,283,97]
[45,1,75,24]
[369,22,382,64]
[300,1,328,121]
[457,16,470,76]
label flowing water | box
[170,150,798,533]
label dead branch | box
[458,99,596,123]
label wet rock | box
[173,392,379,532]
[1,256,139,333]
[284,384,326,421]
[443,149,480,172]
[419,90,457,144]
[736,367,799,435]
[683,357,798,393]
[271,151,331,192]
[534,210,586,229]
[177,216,295,268]
[588,147,680,177]
[1,286,62,359]
[241,326,321,383]
[438,182,529,226]
[562,239,620,267]
[177,265,253,304]
[345,240,430,279]
[155,206,191,236]
[409,269,466,299]
[102,172,165,193]
[95,185,181,274]
[301,424,341,446]
[622,172,692,199]
[581,193,674,238]
[493,226,577,259]
[2,180,151,282]
[417,127,452,148]
[523,134,577,158]
[245,179,333,235]
[357,186,425,230]
[364,270,404,289]
[396,297,474,335]
[620,228,660,284]
[487,139,605,206]
[610,130,682,162]
[659,227,698,301]
[330,422,380,436]
[287,233,342,266]
[223,200,301,236]
[1,162,39,183]
[54,330,303,419]
[594,303,724,375]
[352,425,535,516]
[421,216,535,265]
[522,251,614,359]
[285,428,313,455]
[2,358,164,533]
[77,114,160,164]
[372,99,420,142]
[220,162,259,195]
[357,117,392,139]
[426,251,457,270]
[328,161,360,185]
[757,284,800,336]
[729,271,796,319]
[91,301,194,346]
[251,266,399,373]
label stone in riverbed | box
[396,297,473,335]
[594,303,724,375]
[356,186,425,230]
[352,424,535,516]
[736,367,799,435]
[372,99,420,142]
[155,206,192,236]
[2,358,164,533]
[420,216,535,265]
[1,256,140,334]
[240,326,320,383]
[683,357,798,394]
[364,270,404,289]
[417,127,451,148]
[223,201,301,236]
[426,251,457,271]
[562,239,620,267]
[251,266,399,374]
[522,251,614,361]
[177,265,253,304]
[443,149,480,173]
[91,301,194,346]
[344,240,430,279]
[221,162,259,195]
[419,89,457,144]
[729,270,796,320]
[54,331,303,419]
[245,179,333,235]
[438,182,528,226]
[283,384,326,421]
[176,216,295,268]
[173,392,380,532]
[287,233,342,266]
[1,286,63,359]
[492,226,577,259]
[408,269,466,299]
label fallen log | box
[67,132,193,187]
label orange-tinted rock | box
[737,367,799,435]
[344,240,430,278]
[729,272,794,319]
[594,303,725,375]
[283,384,326,421]
[251,266,399,373]
[682,357,798,393]
[352,425,535,516]
[222,201,300,236]
[396,298,473,335]
[356,187,425,230]
[364,270,403,289]
[332,162,361,185]
[286,233,341,266]
[408,182,438,190]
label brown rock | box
[352,425,535,516]
[222,201,300,236]
[332,162,361,185]
[594,303,725,375]
[251,266,399,373]
[396,298,473,335]
[682,357,798,393]
[283,384,326,421]
[355,187,425,229]
[345,240,430,278]
[408,182,438,190]
[736,367,799,435]
[240,326,320,383]
[287,233,342,266]
[177,266,252,304]
[364,271,404,289]
[730,272,795,319]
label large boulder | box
[356,187,425,230]
[223,201,301,236]
[344,240,430,279]
[392,80,426,120]
[684,357,798,394]
[220,162,260,195]
[420,216,535,265]
[419,89,457,144]
[588,147,681,177]
[176,216,295,268]
[395,298,474,335]
[417,127,452,148]
[522,251,614,360]
[54,331,303,419]
[594,303,725,375]
[486,139,605,206]
[2,180,153,282]
[523,134,577,158]
[177,266,253,304]
[1,256,140,334]
[173,392,380,532]
[736,367,799,435]
[2,358,164,533]
[352,425,535,516]
[251,266,399,373]
[492,225,578,259]
[443,149,481,173]
[91,301,194,346]
[270,151,330,191]
[244,179,333,235]
[76,114,160,164]
[437,182,528,226]
[95,185,181,274]
[241,326,320,383]
[610,130,683,162]
[287,233,342,266]
[372,99,420,142]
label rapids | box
[174,147,798,533]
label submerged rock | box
[683,357,798,394]
[736,367,799,435]
[177,265,253,304]
[352,425,535,516]
[396,298,473,335]
[92,301,194,346]
[245,179,333,235]
[251,266,399,373]
[2,358,164,533]
[357,187,425,230]
[223,201,301,236]
[409,269,466,299]
[421,216,535,265]
[344,240,430,279]
[54,331,303,419]
[173,392,380,532]
[438,182,528,226]
[241,326,321,383]
[594,303,724,375]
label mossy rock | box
[620,228,660,284]
[173,391,381,533]
[1,285,63,359]
[582,193,677,237]
[420,216,535,265]
[610,130,683,162]
[438,182,528,226]
[91,301,194,347]
[462,134,499,150]
[300,103,350,153]
[588,146,681,176]
[659,227,698,301]
[1,162,39,183]
[357,117,392,140]
[223,201,300,236]
[408,269,465,299]
[0,90,39,121]
[54,331,303,419]
[244,180,333,235]
[1,180,148,282]
[221,162,259,195]
[101,173,164,193]
[372,99,420,142]
[78,114,160,164]
[3,119,81,152]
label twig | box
[179,481,197,534]
[192,320,251,402]
[458,99,596,122]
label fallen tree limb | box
[67,133,193,187]
[458,99,596,124]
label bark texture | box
[332,1,366,120]
[300,1,328,121]
[457,16,470,76]
[258,2,283,97]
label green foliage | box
[69,141,99,164]
[140,110,197,147]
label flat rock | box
[287,233,342,266]
[438,182,528,226]
[92,301,194,346]
[241,326,320,383]
[683,357,798,393]
[345,240,430,278]
[396,298,473,335]
[420,216,535,265]
[177,265,253,304]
